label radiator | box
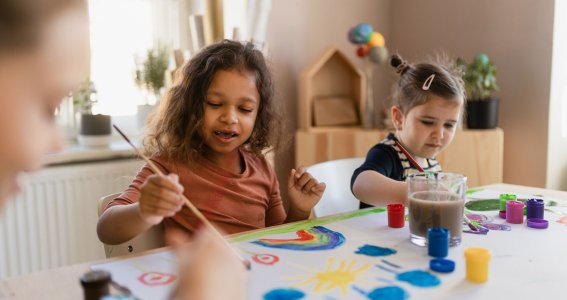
[0,159,143,278]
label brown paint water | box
[409,191,464,246]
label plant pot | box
[466,98,499,129]
[78,114,112,147]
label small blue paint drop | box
[355,244,397,257]
[367,286,409,300]
[263,288,306,300]
[396,270,441,287]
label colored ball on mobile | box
[347,28,359,44]
[367,32,385,48]
[353,23,373,43]
[356,45,368,57]
[368,46,388,64]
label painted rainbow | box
[251,226,345,250]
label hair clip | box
[422,74,435,90]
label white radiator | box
[0,159,143,278]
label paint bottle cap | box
[527,218,549,229]
[80,270,111,300]
[427,227,449,258]
[430,258,455,273]
[464,247,491,262]
[498,210,506,219]
[506,201,524,224]
[387,203,405,228]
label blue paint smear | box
[396,270,441,287]
[355,244,397,257]
[353,285,409,300]
[263,288,305,300]
[367,286,409,300]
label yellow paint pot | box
[464,247,491,283]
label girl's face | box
[392,95,462,159]
[0,8,89,206]
[201,69,260,163]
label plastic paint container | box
[499,193,516,210]
[464,247,491,283]
[526,199,544,220]
[427,227,449,258]
[387,204,405,228]
[506,201,524,224]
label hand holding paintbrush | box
[395,139,478,232]
[113,124,251,269]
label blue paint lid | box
[430,258,455,273]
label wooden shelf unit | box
[295,128,503,188]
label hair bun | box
[391,54,403,68]
[391,54,409,75]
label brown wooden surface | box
[295,128,504,187]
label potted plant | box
[73,78,112,146]
[457,53,499,129]
[134,46,170,127]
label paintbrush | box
[395,138,478,231]
[112,124,251,269]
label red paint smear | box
[138,272,176,286]
[252,254,280,266]
[258,230,315,244]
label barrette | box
[422,74,435,90]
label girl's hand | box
[170,228,247,300]
[287,166,326,220]
[138,173,185,225]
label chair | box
[98,193,165,258]
[308,157,365,217]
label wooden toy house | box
[298,47,366,130]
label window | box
[88,0,155,116]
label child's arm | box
[97,174,185,245]
[352,170,407,207]
[286,166,326,222]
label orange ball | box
[367,32,385,48]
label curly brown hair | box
[144,39,283,162]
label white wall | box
[547,0,567,190]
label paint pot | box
[526,199,544,220]
[498,210,506,219]
[80,270,111,300]
[464,247,491,283]
[387,204,405,228]
[427,227,449,258]
[506,201,524,224]
[499,193,516,211]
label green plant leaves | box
[457,53,498,101]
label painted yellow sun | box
[283,258,372,295]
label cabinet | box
[295,127,503,188]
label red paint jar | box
[387,204,405,228]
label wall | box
[547,1,567,190]
[389,0,555,188]
[268,0,560,193]
[266,0,391,202]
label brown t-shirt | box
[105,149,286,241]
